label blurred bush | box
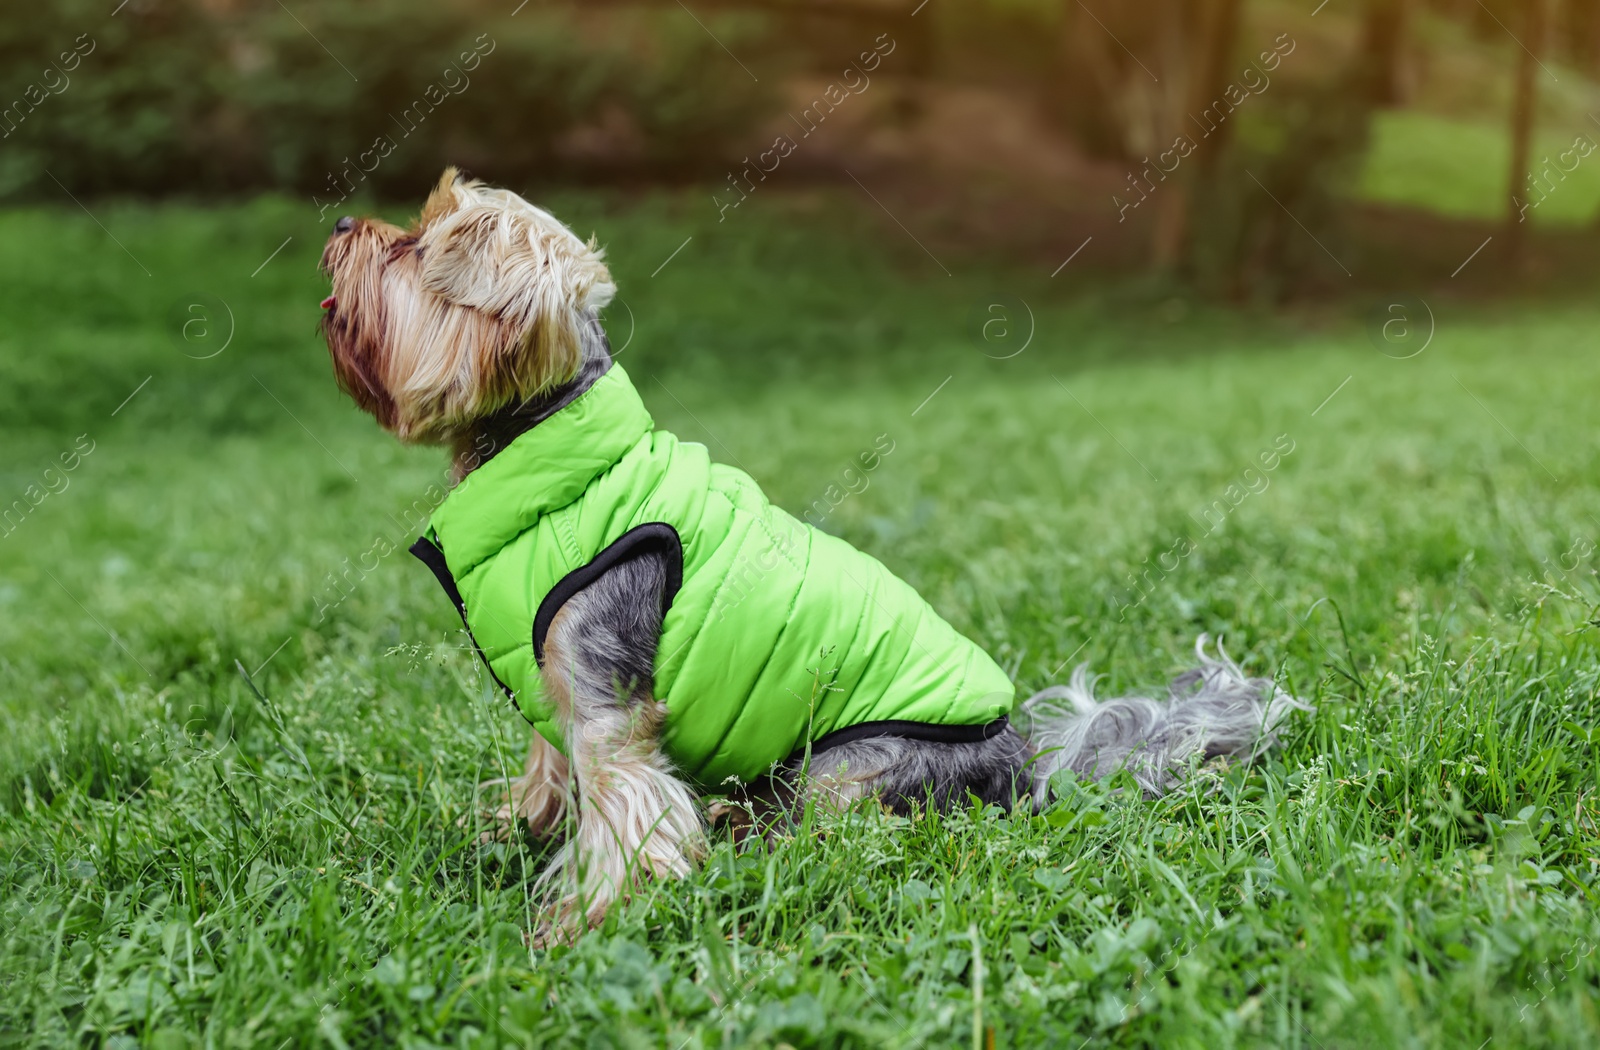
[0,0,779,202]
[1186,76,1376,301]
[623,10,780,171]
[0,0,223,197]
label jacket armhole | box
[531,522,684,668]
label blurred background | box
[4,0,1599,294]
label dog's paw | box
[527,809,705,940]
[475,774,569,841]
[527,907,594,950]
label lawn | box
[1359,110,1600,226]
[2,191,1598,1048]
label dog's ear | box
[416,175,615,395]
[418,167,467,228]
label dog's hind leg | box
[762,726,1032,820]
[531,551,705,934]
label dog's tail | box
[1017,635,1312,798]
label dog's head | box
[318,168,615,442]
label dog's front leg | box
[482,731,570,839]
[533,551,705,934]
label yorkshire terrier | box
[319,169,1309,934]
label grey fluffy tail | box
[1018,635,1312,797]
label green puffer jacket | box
[410,364,1015,789]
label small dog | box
[319,170,1309,934]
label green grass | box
[1359,110,1600,225]
[2,191,1599,1048]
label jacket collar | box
[427,364,654,575]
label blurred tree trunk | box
[1506,0,1547,270]
[1192,0,1243,166]
[1151,0,1242,272]
[1053,0,1131,160]
[1359,0,1411,105]
[1150,0,1198,272]
[1560,0,1600,76]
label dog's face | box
[319,168,615,442]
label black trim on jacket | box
[797,715,1012,760]
[531,522,684,666]
[408,534,518,702]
